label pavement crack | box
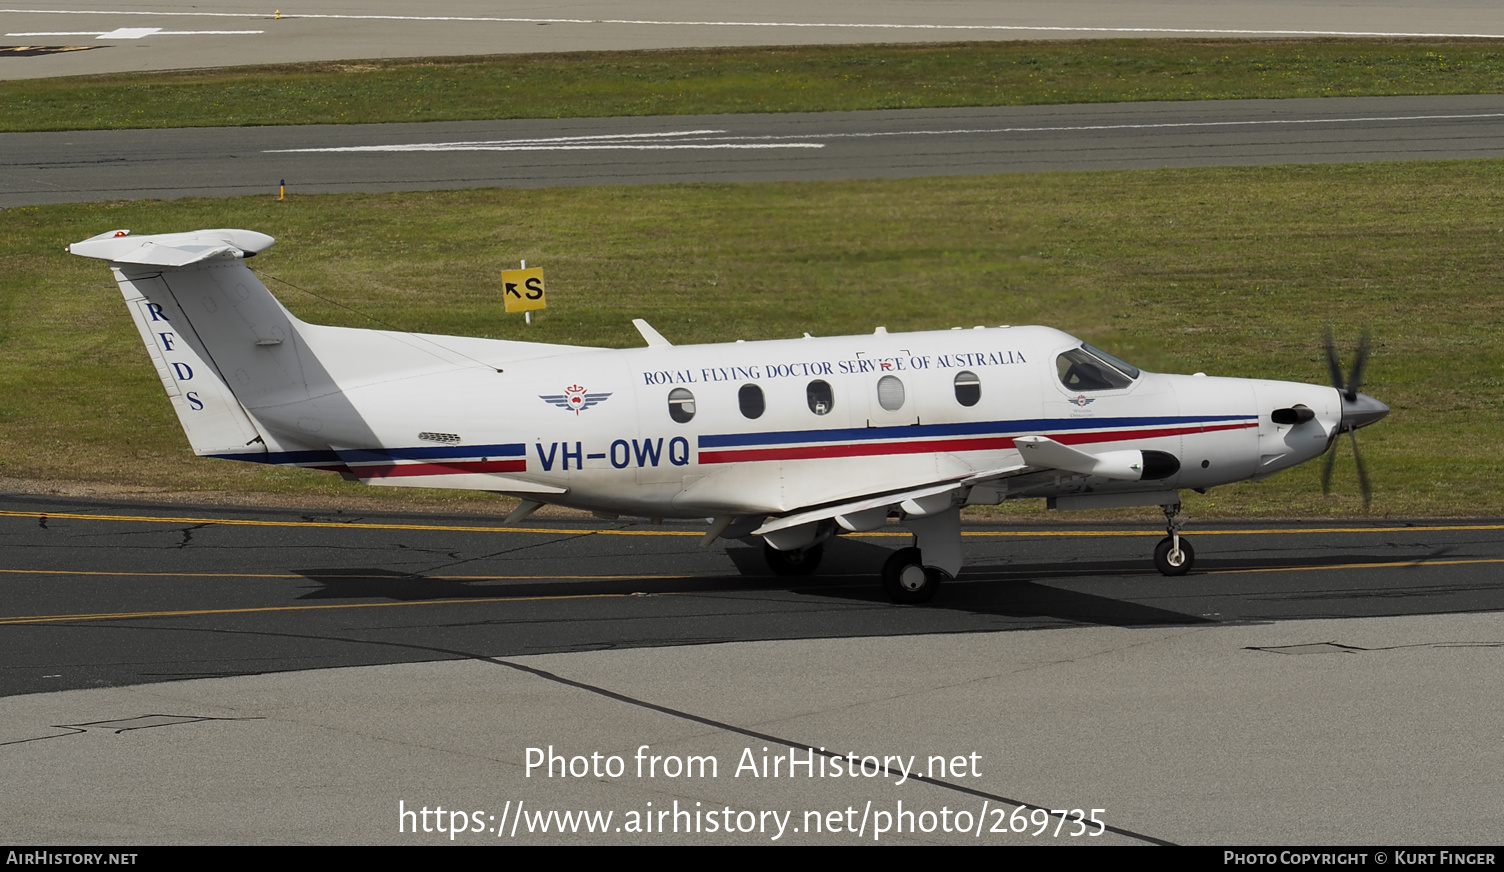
[177,523,210,549]
[0,713,261,747]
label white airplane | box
[71,228,1388,603]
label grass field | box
[5,37,1500,518]
[4,160,1502,517]
[3,39,1503,132]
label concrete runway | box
[5,1,1504,81]
[3,496,1502,843]
[9,95,1504,207]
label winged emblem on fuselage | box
[539,384,612,415]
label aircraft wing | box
[748,433,1181,548]
[751,462,1029,542]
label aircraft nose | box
[1341,391,1389,430]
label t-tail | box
[70,228,321,464]
[70,228,589,481]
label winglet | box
[632,319,672,347]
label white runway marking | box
[2,8,1501,40]
[8,27,262,38]
[269,130,825,153]
[777,112,1504,140]
[266,113,1504,155]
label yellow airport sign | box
[502,267,546,312]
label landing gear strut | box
[1154,502,1194,576]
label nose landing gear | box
[1154,502,1194,576]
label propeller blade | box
[1347,328,1371,400]
[1323,325,1345,393]
[1319,326,1378,507]
[1322,436,1338,495]
[1349,428,1372,509]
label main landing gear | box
[881,547,948,604]
[879,505,962,605]
[759,505,963,605]
[1153,502,1194,576]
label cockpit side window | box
[1082,343,1140,379]
[1057,345,1138,391]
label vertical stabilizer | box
[71,229,289,458]
[116,269,267,456]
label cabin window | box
[738,383,765,419]
[668,388,696,423]
[876,375,905,411]
[953,371,981,407]
[806,380,834,416]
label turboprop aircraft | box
[70,228,1389,603]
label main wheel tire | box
[881,547,944,604]
[764,541,823,576]
[1153,536,1195,576]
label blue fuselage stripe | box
[210,443,526,465]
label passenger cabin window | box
[738,383,765,419]
[806,380,834,416]
[876,375,905,411]
[668,388,696,423]
[953,371,981,407]
[1056,344,1139,392]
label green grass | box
[3,160,1502,517]
[4,39,1504,132]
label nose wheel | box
[1154,502,1194,576]
[881,547,946,604]
[1154,535,1194,575]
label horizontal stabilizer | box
[69,229,275,268]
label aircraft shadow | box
[289,544,1470,629]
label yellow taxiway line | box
[3,508,1501,538]
[2,557,1500,626]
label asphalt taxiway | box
[5,496,1504,698]
[2,496,1501,843]
[8,95,1504,206]
[6,1,1504,81]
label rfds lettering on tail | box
[70,229,1388,603]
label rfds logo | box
[540,384,611,415]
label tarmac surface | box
[9,95,1504,206]
[5,1,1504,81]
[3,496,1502,843]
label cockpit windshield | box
[1056,343,1141,391]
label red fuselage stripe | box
[353,459,528,478]
[697,421,1255,465]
